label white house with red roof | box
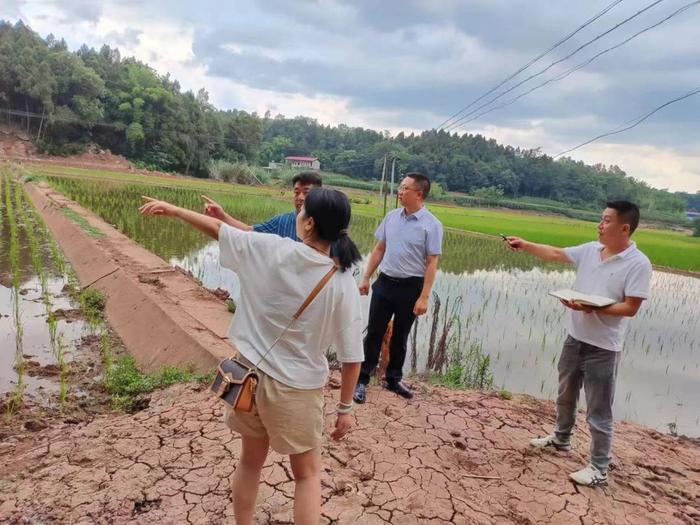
[285,155,320,170]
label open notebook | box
[549,289,616,308]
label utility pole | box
[395,175,400,209]
[378,154,387,200]
[380,154,388,216]
[389,156,396,205]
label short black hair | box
[404,172,431,198]
[606,200,640,234]
[292,171,322,187]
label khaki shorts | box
[224,357,324,456]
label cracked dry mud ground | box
[1,378,698,525]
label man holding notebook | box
[506,201,652,487]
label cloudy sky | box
[3,0,699,192]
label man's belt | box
[379,273,424,284]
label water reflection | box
[0,276,87,395]
[172,243,700,437]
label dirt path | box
[1,377,697,524]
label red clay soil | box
[0,127,176,177]
[0,379,698,524]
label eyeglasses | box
[398,185,419,192]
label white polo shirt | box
[218,224,364,389]
[563,241,652,352]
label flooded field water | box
[43,176,700,436]
[0,171,86,415]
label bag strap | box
[293,265,338,319]
[252,265,338,369]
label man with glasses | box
[353,172,443,402]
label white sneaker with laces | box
[569,464,608,486]
[529,434,572,451]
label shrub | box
[209,160,265,185]
[473,186,505,201]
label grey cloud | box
[1,0,26,20]
[56,0,103,23]
[192,1,698,110]
[104,28,141,48]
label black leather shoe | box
[353,383,366,404]
[383,380,414,399]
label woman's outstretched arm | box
[139,196,223,240]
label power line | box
[451,0,700,129]
[554,86,700,157]
[437,0,626,130]
[443,0,666,132]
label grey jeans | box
[554,335,621,472]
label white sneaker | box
[529,434,572,451]
[569,464,608,487]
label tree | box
[473,186,505,201]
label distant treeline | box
[1,20,695,220]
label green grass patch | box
[104,356,213,411]
[59,207,104,238]
[226,298,237,313]
[499,389,513,400]
[430,342,494,391]
[78,287,106,325]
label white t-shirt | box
[563,241,652,352]
[218,224,364,389]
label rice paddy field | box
[0,166,87,418]
[9,164,700,437]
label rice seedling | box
[409,318,419,374]
[56,333,69,406]
[99,331,113,372]
[14,178,59,357]
[1,168,88,417]
[3,172,25,418]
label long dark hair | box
[303,188,361,272]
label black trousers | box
[359,273,424,385]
